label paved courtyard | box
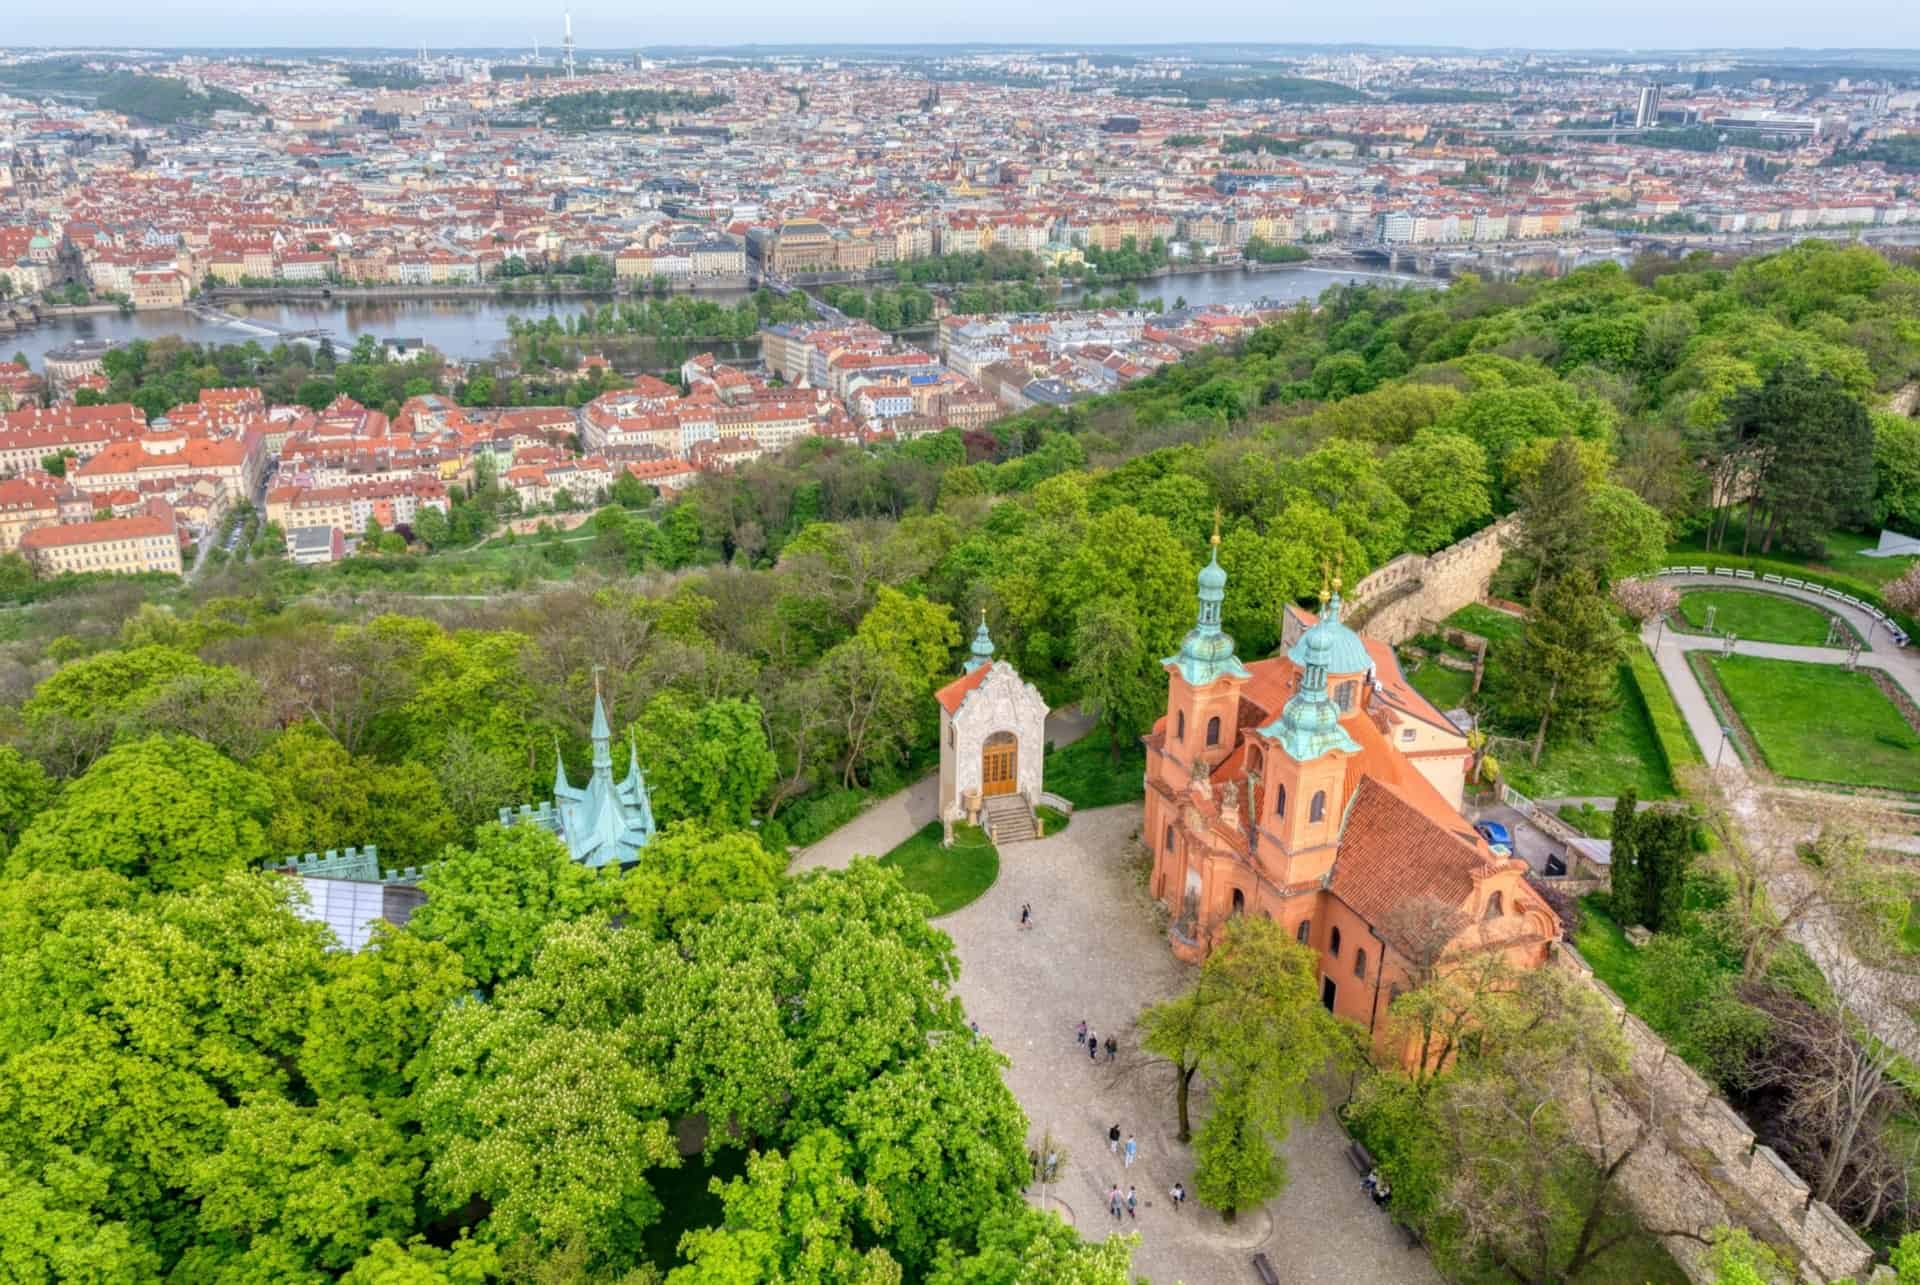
[796,800,1437,1285]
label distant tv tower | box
[561,9,576,79]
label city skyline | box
[4,3,1919,53]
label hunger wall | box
[1343,517,1515,647]
[1552,944,1878,1284]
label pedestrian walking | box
[1108,1123,1120,1153]
[1088,1035,1098,1063]
[1075,1020,1087,1047]
[1019,902,1033,930]
[1126,1186,1138,1220]
[1170,1181,1186,1209]
[1108,1186,1123,1222]
[1104,1035,1117,1063]
[1124,1135,1137,1169]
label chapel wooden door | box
[981,732,1017,796]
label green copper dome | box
[1286,590,1372,676]
[1164,539,1250,688]
[1261,595,1361,763]
[963,611,996,673]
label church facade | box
[936,614,1050,835]
[1144,534,1558,1050]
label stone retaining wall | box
[1553,944,1877,1284]
[1344,518,1516,646]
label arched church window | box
[1354,948,1368,980]
[1175,711,1185,741]
[1231,888,1244,917]
[1310,790,1327,823]
[1274,783,1286,818]
[1485,891,1504,920]
[1330,925,1342,957]
[1205,716,1221,747]
[1296,920,1310,945]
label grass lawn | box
[1670,525,1917,588]
[1043,735,1146,809]
[1905,898,1920,957]
[1036,805,1071,836]
[1408,660,1473,711]
[1709,655,1920,792]
[1444,603,1524,646]
[1499,668,1676,801]
[1677,589,1839,647]
[880,821,998,916]
[642,1146,748,1271]
[1572,894,1645,1009]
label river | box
[3,265,1436,368]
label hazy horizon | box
[3,2,1918,57]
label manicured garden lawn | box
[1407,661,1473,711]
[1444,603,1524,646]
[1709,655,1920,792]
[880,821,998,915]
[1904,898,1920,957]
[1677,589,1838,647]
[1042,735,1146,809]
[1499,668,1676,801]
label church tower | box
[1160,520,1250,778]
[1253,583,1361,877]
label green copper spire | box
[964,609,995,673]
[1262,573,1361,762]
[1164,516,1250,688]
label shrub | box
[1625,644,1702,780]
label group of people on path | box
[1074,1019,1118,1065]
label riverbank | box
[204,276,753,304]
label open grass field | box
[1042,735,1146,810]
[1444,603,1524,646]
[1709,655,1920,792]
[1407,661,1473,711]
[879,821,999,915]
[1499,667,1676,801]
[1670,526,1917,588]
[1677,589,1840,647]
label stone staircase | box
[982,794,1037,845]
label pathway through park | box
[793,739,1435,1284]
[1642,574,1920,1062]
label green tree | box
[1138,916,1348,1196]
[1384,430,1492,553]
[0,745,54,856]
[406,823,619,989]
[1492,572,1625,765]
[1589,483,1669,582]
[1070,598,1161,763]
[856,585,962,702]
[8,735,273,890]
[669,1128,902,1285]
[924,1204,1137,1284]
[1511,437,1599,594]
[630,693,778,829]
[619,820,783,939]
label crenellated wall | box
[1341,517,1516,647]
[1553,944,1878,1284]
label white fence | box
[1652,566,1909,648]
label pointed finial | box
[1210,506,1222,548]
[1332,551,1343,593]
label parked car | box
[1474,820,1512,849]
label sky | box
[4,0,1919,54]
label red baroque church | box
[1144,533,1559,1047]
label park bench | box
[1251,1251,1280,1284]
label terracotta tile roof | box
[1328,776,1490,933]
[935,665,991,715]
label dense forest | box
[4,243,1920,1279]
